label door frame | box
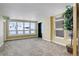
[73,3,78,56]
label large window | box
[8,20,37,36]
[55,16,64,38]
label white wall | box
[0,3,40,21]
[0,18,4,47]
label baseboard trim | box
[0,43,4,52]
[53,41,66,47]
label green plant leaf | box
[63,5,73,31]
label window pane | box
[9,31,16,35]
[56,30,64,37]
[17,22,23,30]
[9,22,16,30]
[8,21,37,36]
[24,22,30,30]
[56,20,64,28]
[31,30,35,34]
[30,23,36,30]
[18,31,23,34]
[24,31,30,34]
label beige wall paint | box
[49,16,71,46]
[42,17,51,41]
[39,4,73,44]
[41,15,71,46]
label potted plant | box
[63,5,73,54]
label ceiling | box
[0,3,73,20]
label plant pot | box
[66,44,78,54]
[66,44,73,54]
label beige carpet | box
[0,38,71,56]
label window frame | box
[7,20,37,36]
[55,16,64,38]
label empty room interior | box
[0,3,78,56]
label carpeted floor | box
[0,38,71,56]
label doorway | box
[38,23,42,38]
